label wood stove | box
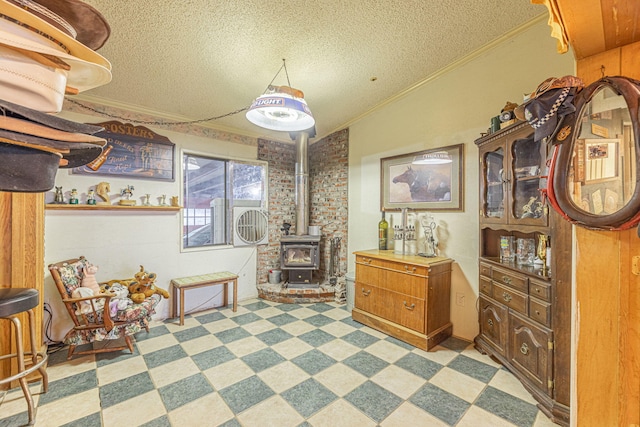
[280,235,321,288]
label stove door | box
[281,244,319,269]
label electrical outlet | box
[456,292,465,307]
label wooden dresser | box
[352,250,453,350]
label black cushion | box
[0,289,39,317]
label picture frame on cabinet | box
[380,143,464,211]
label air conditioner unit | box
[233,207,269,246]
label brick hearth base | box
[258,282,337,304]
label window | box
[182,153,267,249]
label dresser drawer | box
[529,278,551,303]
[529,297,551,327]
[479,262,492,278]
[382,269,426,299]
[356,284,425,333]
[355,255,384,268]
[354,282,378,313]
[480,276,492,296]
[395,291,426,334]
[491,266,528,292]
[383,260,428,277]
[493,282,528,315]
[355,263,379,286]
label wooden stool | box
[170,272,238,326]
[0,289,48,425]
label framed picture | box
[380,143,464,211]
[72,121,175,181]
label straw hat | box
[0,8,112,88]
[9,0,111,50]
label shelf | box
[480,257,551,280]
[45,204,181,212]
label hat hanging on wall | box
[10,0,112,50]
[246,59,315,132]
[0,99,106,192]
[514,75,584,143]
[0,0,112,112]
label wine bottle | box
[378,211,388,250]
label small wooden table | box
[170,272,238,325]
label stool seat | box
[0,288,39,317]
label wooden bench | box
[170,272,238,325]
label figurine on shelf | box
[159,194,168,206]
[53,186,64,204]
[69,189,79,205]
[170,196,179,207]
[119,185,136,206]
[419,213,438,257]
[87,189,96,205]
[96,182,110,205]
[142,194,151,206]
[522,196,543,219]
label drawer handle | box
[502,292,512,303]
[535,310,541,316]
[403,301,415,311]
[361,288,371,296]
[534,288,541,294]
[502,276,512,285]
[520,343,530,355]
[487,319,494,328]
[404,265,417,273]
[361,258,372,265]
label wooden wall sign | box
[72,121,175,181]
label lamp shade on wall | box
[246,85,315,132]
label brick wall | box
[256,128,349,284]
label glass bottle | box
[378,211,388,250]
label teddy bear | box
[105,283,132,316]
[127,265,169,304]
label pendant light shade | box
[246,85,315,132]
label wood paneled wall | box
[573,41,640,427]
[0,192,45,389]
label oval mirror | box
[551,77,640,230]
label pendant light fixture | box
[246,59,315,132]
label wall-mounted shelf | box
[45,204,181,212]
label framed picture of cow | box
[380,144,464,212]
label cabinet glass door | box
[509,134,548,226]
[482,145,505,221]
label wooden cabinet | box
[479,122,547,227]
[475,122,572,426]
[352,250,452,351]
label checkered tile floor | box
[0,299,557,427]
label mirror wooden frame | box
[550,76,640,230]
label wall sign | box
[72,121,175,181]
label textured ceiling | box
[78,1,545,141]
